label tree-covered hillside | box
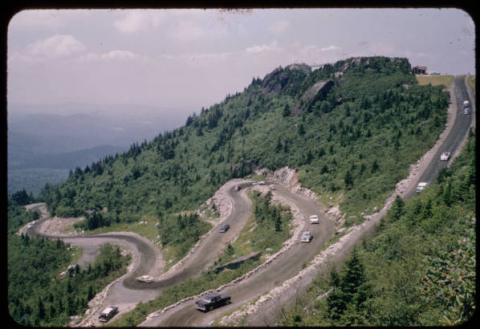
[40,57,449,247]
[278,130,475,326]
[7,195,131,327]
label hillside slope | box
[277,130,475,326]
[40,56,449,252]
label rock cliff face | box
[292,80,334,116]
[261,64,311,95]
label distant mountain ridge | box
[9,144,127,170]
[7,103,187,194]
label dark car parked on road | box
[219,224,230,233]
[195,293,231,312]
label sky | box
[7,8,476,118]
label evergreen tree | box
[344,170,354,189]
[391,195,406,221]
[298,123,305,136]
[340,248,366,297]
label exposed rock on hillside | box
[261,64,311,95]
[293,80,334,116]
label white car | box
[416,182,429,193]
[464,108,470,115]
[309,215,319,224]
[136,275,155,283]
[269,184,276,190]
[301,231,313,243]
[440,152,451,161]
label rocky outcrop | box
[261,64,311,95]
[292,80,334,116]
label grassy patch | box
[466,75,475,91]
[416,75,454,87]
[85,216,160,241]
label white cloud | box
[83,50,143,62]
[27,34,86,59]
[298,44,341,57]
[167,19,227,42]
[268,20,290,34]
[168,20,207,41]
[321,45,341,52]
[113,10,165,34]
[245,40,283,53]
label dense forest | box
[37,57,448,258]
[278,131,476,326]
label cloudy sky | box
[7,8,475,117]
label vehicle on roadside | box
[416,182,429,193]
[99,306,118,322]
[464,108,470,115]
[269,184,276,190]
[301,231,313,243]
[463,100,469,108]
[219,224,230,233]
[258,181,265,185]
[195,293,231,312]
[234,185,241,192]
[136,275,155,283]
[309,215,319,224]
[440,152,451,161]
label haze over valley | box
[8,102,186,194]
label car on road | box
[258,181,265,185]
[309,215,319,224]
[269,184,276,190]
[463,100,469,107]
[136,275,155,283]
[440,152,451,161]
[234,185,241,192]
[195,293,231,312]
[99,306,118,322]
[219,224,230,233]
[464,108,470,115]
[301,231,313,243]
[416,182,429,193]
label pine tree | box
[344,170,354,189]
[340,248,366,297]
[298,123,305,136]
[391,195,405,221]
[36,296,46,321]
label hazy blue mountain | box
[7,103,188,194]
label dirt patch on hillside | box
[38,215,85,236]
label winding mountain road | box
[23,76,474,327]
